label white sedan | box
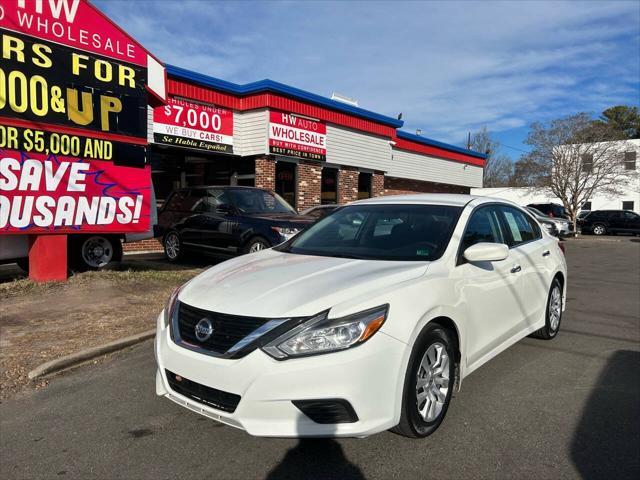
[155,194,567,438]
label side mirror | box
[463,242,509,263]
[216,204,233,215]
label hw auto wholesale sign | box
[153,97,234,154]
[269,111,326,161]
[0,0,164,234]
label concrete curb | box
[28,330,156,380]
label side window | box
[164,190,188,211]
[501,207,538,246]
[461,206,505,252]
[200,188,231,212]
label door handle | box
[542,250,550,257]
[511,265,521,273]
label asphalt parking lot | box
[1,237,639,480]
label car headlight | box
[271,226,300,239]
[262,305,388,359]
[163,285,183,328]
[542,223,554,231]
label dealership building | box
[129,64,487,251]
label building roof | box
[166,65,404,129]
[396,130,488,160]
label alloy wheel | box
[416,342,450,422]
[593,225,605,235]
[549,285,562,331]
[165,233,180,259]
[249,241,266,253]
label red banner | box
[0,0,148,66]
[269,111,326,161]
[153,98,234,153]
[0,151,151,234]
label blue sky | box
[97,0,640,160]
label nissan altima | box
[155,194,567,438]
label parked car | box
[526,207,572,237]
[300,204,340,220]
[579,210,640,235]
[155,194,567,438]
[158,186,314,261]
[527,202,569,219]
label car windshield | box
[227,189,296,214]
[276,204,462,261]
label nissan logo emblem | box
[194,318,214,342]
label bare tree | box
[524,113,637,234]
[468,127,514,187]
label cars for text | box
[158,186,314,260]
[155,194,567,438]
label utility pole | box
[467,132,471,150]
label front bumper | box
[154,313,407,437]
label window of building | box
[622,201,635,211]
[624,151,637,170]
[582,201,592,211]
[358,172,372,199]
[581,153,593,173]
[275,162,297,209]
[321,168,338,204]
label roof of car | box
[351,193,514,207]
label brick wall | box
[255,156,275,191]
[372,172,385,197]
[338,167,359,204]
[297,161,322,211]
[122,238,163,253]
[384,176,470,196]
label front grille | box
[166,370,241,413]
[292,399,359,424]
[175,301,270,355]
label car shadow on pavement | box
[570,350,640,480]
[265,415,365,480]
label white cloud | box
[96,0,640,146]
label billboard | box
[269,111,326,161]
[153,97,234,154]
[0,0,162,234]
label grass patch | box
[0,268,202,300]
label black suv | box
[158,186,314,261]
[579,210,640,236]
[527,203,569,219]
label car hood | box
[246,212,315,225]
[179,249,429,318]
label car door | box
[499,206,552,327]
[621,211,640,233]
[457,205,525,369]
[197,188,238,252]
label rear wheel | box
[391,324,455,438]
[164,231,183,262]
[592,224,606,235]
[72,235,122,271]
[530,278,563,340]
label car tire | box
[71,235,122,271]
[592,224,606,235]
[391,324,455,439]
[242,236,271,254]
[164,230,183,262]
[16,257,29,272]
[530,278,563,340]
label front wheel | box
[242,236,271,254]
[530,278,563,340]
[391,325,455,438]
[592,224,606,235]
